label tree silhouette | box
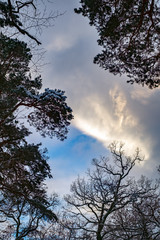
[0,1,73,237]
[106,176,160,239]
[0,0,60,45]
[63,143,160,240]
[26,144,160,239]
[75,0,160,88]
[0,33,73,237]
[64,143,146,240]
[0,193,59,239]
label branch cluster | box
[62,143,160,239]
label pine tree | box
[0,1,73,238]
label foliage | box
[0,34,73,141]
[75,0,160,88]
[0,1,73,238]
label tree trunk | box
[97,232,103,240]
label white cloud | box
[73,84,151,161]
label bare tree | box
[26,144,159,239]
[112,174,160,240]
[0,0,62,45]
[0,0,63,72]
[105,176,160,239]
[64,143,156,240]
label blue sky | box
[45,127,109,195]
[30,0,160,196]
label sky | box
[31,0,160,196]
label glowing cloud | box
[73,85,151,160]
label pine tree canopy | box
[0,1,73,236]
[75,0,160,88]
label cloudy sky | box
[32,0,160,196]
